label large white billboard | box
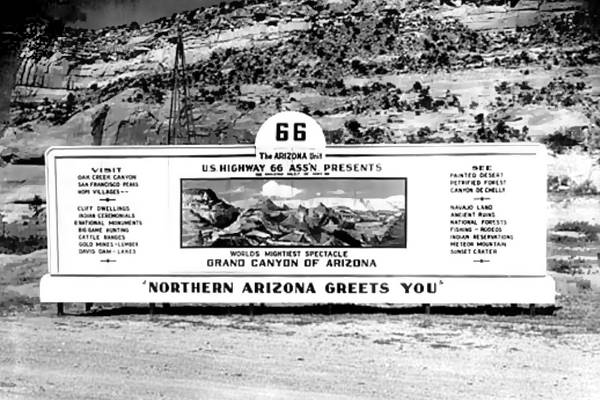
[41,113,555,304]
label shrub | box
[547,257,594,274]
[553,221,600,241]
[0,235,47,255]
[547,175,572,192]
[572,179,599,195]
[542,131,581,153]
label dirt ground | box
[1,291,599,400]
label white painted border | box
[40,274,555,304]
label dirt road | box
[1,304,599,400]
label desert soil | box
[1,293,599,400]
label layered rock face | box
[182,189,406,247]
[4,0,598,160]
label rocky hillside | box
[3,0,599,155]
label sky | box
[58,0,223,29]
[182,179,406,202]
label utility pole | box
[167,26,195,145]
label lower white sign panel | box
[40,276,555,304]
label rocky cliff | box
[182,190,406,247]
[4,0,598,156]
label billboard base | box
[40,275,556,305]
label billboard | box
[40,113,555,304]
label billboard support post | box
[529,304,536,317]
[423,303,431,315]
